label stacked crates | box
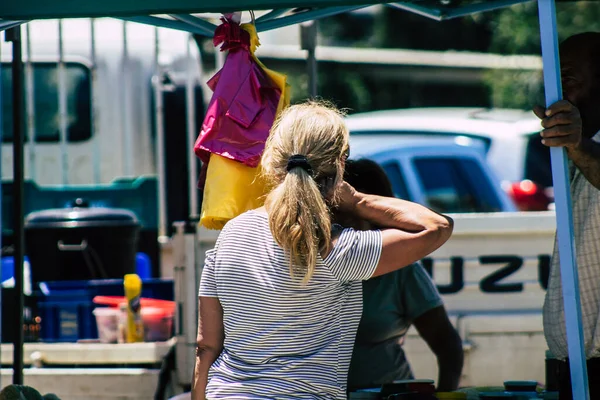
[37,278,174,342]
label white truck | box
[168,211,555,395]
[167,133,556,394]
[338,108,556,387]
[166,133,557,395]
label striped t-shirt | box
[199,210,382,399]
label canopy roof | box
[0,0,590,34]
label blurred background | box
[191,2,600,112]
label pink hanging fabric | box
[194,17,282,168]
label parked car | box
[346,108,552,211]
[348,135,517,213]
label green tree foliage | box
[373,7,492,51]
[195,3,600,113]
[316,7,497,112]
[318,11,377,47]
[490,1,600,54]
[486,1,600,108]
[319,2,600,111]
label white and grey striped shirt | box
[199,210,382,399]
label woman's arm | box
[413,306,464,392]
[338,182,454,277]
[192,296,224,400]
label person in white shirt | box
[192,101,454,400]
[534,32,600,400]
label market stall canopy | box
[0,0,594,34]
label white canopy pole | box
[153,27,168,239]
[537,1,589,399]
[186,34,199,218]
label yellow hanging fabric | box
[199,21,290,230]
[200,154,268,230]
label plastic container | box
[25,201,140,284]
[479,394,516,399]
[93,295,175,313]
[118,303,128,343]
[136,253,152,279]
[382,380,435,397]
[503,380,539,399]
[1,256,32,295]
[38,291,96,342]
[92,307,121,343]
[503,381,538,392]
[539,392,559,399]
[388,394,436,400]
[435,393,467,399]
[39,278,174,301]
[124,274,144,343]
[142,306,174,342]
[349,388,380,400]
[37,278,173,342]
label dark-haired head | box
[335,158,395,230]
[560,32,600,137]
[344,159,394,198]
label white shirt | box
[543,133,600,360]
[199,210,382,399]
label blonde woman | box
[192,101,454,400]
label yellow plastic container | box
[124,274,144,343]
[436,393,467,399]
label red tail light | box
[504,180,552,211]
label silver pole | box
[25,24,36,181]
[121,21,133,176]
[186,35,199,218]
[57,20,69,184]
[300,21,318,98]
[154,28,168,239]
[90,19,101,184]
[215,49,225,71]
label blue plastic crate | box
[38,295,97,342]
[37,278,174,342]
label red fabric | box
[194,17,281,168]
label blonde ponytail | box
[262,100,349,283]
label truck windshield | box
[1,62,91,143]
[413,157,503,213]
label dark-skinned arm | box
[567,137,600,190]
[413,306,464,392]
[534,100,600,190]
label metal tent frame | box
[0,0,592,398]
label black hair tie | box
[286,154,314,177]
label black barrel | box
[24,198,140,284]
